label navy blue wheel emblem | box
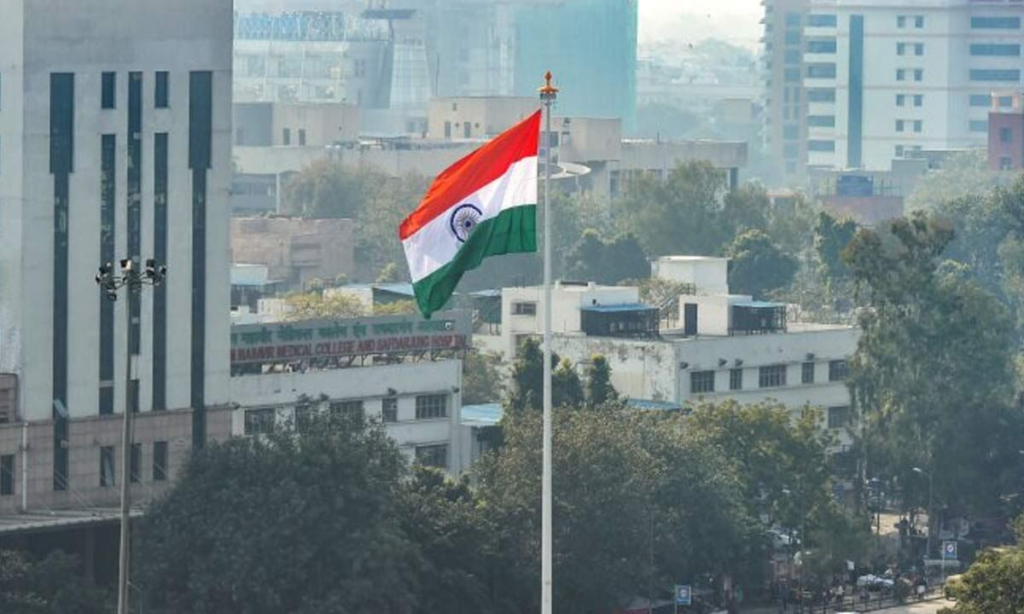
[450,203,483,243]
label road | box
[877,598,954,614]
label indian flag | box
[400,110,540,317]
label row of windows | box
[808,115,835,128]
[970,69,1021,82]
[896,119,924,133]
[970,43,1021,57]
[807,39,836,54]
[896,94,924,108]
[243,394,449,435]
[808,14,837,28]
[896,15,925,29]
[281,127,307,146]
[101,71,169,110]
[689,360,849,394]
[971,16,1021,30]
[98,441,168,487]
[807,63,836,79]
[896,42,925,56]
[971,94,1015,108]
[807,88,835,103]
[895,145,923,158]
[896,68,924,82]
[808,140,835,152]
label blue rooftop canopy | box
[580,302,657,314]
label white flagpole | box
[539,71,558,614]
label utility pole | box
[913,467,934,567]
[96,258,166,614]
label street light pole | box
[912,467,934,565]
[97,258,166,614]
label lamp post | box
[96,258,166,614]
[912,467,934,565]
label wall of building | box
[652,257,729,295]
[989,107,1024,171]
[228,360,467,472]
[231,217,356,287]
[550,335,679,403]
[427,97,538,140]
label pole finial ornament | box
[539,71,559,99]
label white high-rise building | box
[0,0,232,513]
[803,0,1024,171]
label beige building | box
[427,96,539,140]
[234,102,362,147]
[231,217,356,288]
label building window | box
[896,145,905,158]
[785,49,802,64]
[807,40,836,54]
[828,406,851,429]
[382,397,398,423]
[415,444,448,469]
[970,69,1021,82]
[896,94,906,106]
[244,408,275,435]
[829,359,849,381]
[0,455,13,496]
[415,394,447,420]
[807,88,835,102]
[808,115,835,128]
[784,68,801,83]
[100,446,116,487]
[101,71,116,109]
[897,42,906,56]
[153,441,168,481]
[914,120,923,133]
[1001,157,1014,171]
[155,71,169,108]
[970,44,1021,57]
[512,301,537,316]
[999,96,1014,108]
[914,69,923,82]
[330,399,363,418]
[914,94,923,107]
[806,63,836,79]
[298,128,306,146]
[897,15,906,28]
[759,365,788,388]
[896,69,906,81]
[802,362,815,384]
[130,443,141,483]
[970,120,989,133]
[1001,128,1014,144]
[808,14,836,27]
[914,16,924,28]
[690,371,715,394]
[729,368,743,391]
[808,140,836,152]
[971,16,1021,29]
[282,128,291,145]
[896,120,905,132]
[915,43,924,56]
[785,12,801,27]
[970,94,992,107]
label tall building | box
[803,0,1024,171]
[0,0,232,513]
[761,0,810,182]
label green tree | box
[725,229,798,297]
[376,262,400,284]
[283,290,367,320]
[135,411,421,614]
[844,213,1024,520]
[508,338,584,411]
[474,406,759,614]
[282,159,375,218]
[462,349,504,405]
[399,468,495,614]
[553,358,584,408]
[564,230,649,285]
[940,545,1024,614]
[615,160,729,257]
[0,550,111,614]
[585,354,617,407]
[905,149,999,213]
[814,211,858,287]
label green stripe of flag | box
[413,204,537,317]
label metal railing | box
[790,586,942,614]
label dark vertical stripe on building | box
[50,72,74,491]
[127,72,143,414]
[848,15,865,168]
[189,71,212,448]
[152,133,168,410]
[99,134,116,415]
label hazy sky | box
[639,0,761,48]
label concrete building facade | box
[762,0,810,182]
[988,90,1024,170]
[231,217,356,288]
[0,0,233,512]
[803,0,1024,171]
